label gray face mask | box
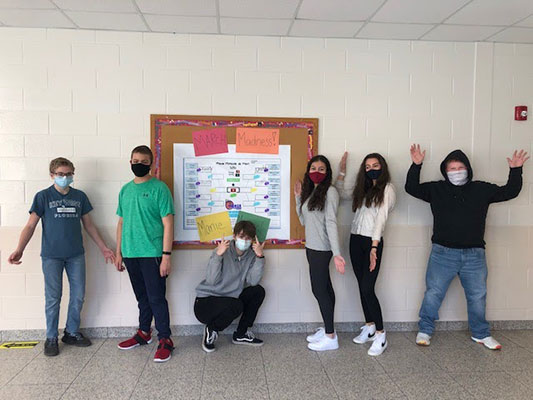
[447,170,468,186]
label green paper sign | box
[236,211,271,243]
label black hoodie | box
[405,150,523,248]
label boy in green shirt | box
[114,146,175,362]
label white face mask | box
[447,170,468,186]
[235,238,252,251]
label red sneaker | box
[118,329,152,350]
[154,338,174,363]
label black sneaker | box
[202,325,217,353]
[44,338,59,357]
[62,331,92,347]
[232,330,264,346]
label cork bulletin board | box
[151,114,318,249]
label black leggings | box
[349,234,384,331]
[306,248,335,334]
[194,285,265,335]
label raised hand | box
[410,144,426,165]
[334,255,345,275]
[252,236,265,257]
[216,238,230,256]
[339,151,348,174]
[294,180,302,197]
[507,149,530,168]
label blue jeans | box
[42,254,86,339]
[418,244,490,339]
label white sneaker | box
[367,331,387,356]
[353,324,377,344]
[471,336,502,350]
[306,327,325,343]
[307,334,339,351]
[416,332,431,346]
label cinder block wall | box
[0,28,532,331]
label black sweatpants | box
[306,248,335,334]
[349,234,384,331]
[123,257,171,339]
[194,285,265,335]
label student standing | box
[406,145,528,350]
[194,221,266,353]
[336,152,395,356]
[8,158,115,356]
[295,155,345,351]
[114,145,175,362]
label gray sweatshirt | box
[295,186,341,256]
[195,240,265,298]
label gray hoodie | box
[195,240,265,298]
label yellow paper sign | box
[195,211,233,242]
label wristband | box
[256,255,265,259]
[162,251,172,256]
[338,172,346,176]
[371,246,378,250]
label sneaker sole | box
[118,337,153,350]
[231,339,264,347]
[44,350,59,357]
[353,336,376,344]
[415,341,430,346]
[307,344,339,351]
[62,341,92,347]
[153,355,171,363]
[202,343,216,353]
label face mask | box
[235,238,252,251]
[366,169,382,180]
[54,176,73,188]
[131,163,151,177]
[447,170,468,186]
[309,171,326,184]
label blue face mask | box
[235,238,252,251]
[54,176,73,188]
[366,169,382,180]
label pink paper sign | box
[192,128,228,156]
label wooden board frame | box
[151,114,318,249]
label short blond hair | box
[49,157,75,174]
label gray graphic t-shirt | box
[30,185,93,258]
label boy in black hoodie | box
[405,145,529,350]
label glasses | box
[55,172,74,177]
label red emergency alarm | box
[515,105,528,121]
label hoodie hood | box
[440,149,473,182]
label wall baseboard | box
[2,320,533,341]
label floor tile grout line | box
[259,347,272,400]
[127,338,154,400]
[197,350,207,400]
[315,351,341,400]
[2,343,44,388]
[58,338,106,399]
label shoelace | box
[207,330,218,345]
[245,330,255,340]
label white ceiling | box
[1,0,533,43]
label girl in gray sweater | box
[294,155,346,351]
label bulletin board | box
[151,114,318,249]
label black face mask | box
[131,163,151,177]
[366,169,382,180]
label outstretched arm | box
[405,144,432,202]
[489,150,529,203]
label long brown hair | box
[352,153,390,211]
[300,155,332,212]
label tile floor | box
[2,330,533,399]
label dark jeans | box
[306,248,335,334]
[124,257,171,340]
[194,285,265,335]
[349,234,384,331]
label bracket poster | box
[174,144,291,242]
